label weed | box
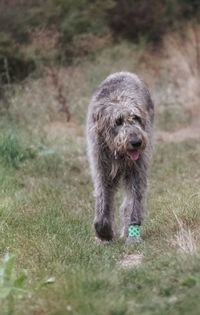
[0,253,27,314]
[0,132,35,168]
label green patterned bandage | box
[128,225,140,237]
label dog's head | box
[93,101,149,161]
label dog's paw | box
[94,217,113,241]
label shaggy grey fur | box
[86,72,154,242]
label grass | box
[0,123,200,315]
[0,41,200,314]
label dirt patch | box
[118,253,143,269]
[156,123,200,143]
[45,121,84,140]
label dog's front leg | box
[93,175,115,241]
[123,164,147,242]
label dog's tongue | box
[127,150,140,161]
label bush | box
[0,0,199,81]
[107,0,200,42]
[0,1,112,79]
[0,31,36,84]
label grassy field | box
[0,42,200,315]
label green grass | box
[0,124,200,315]
[0,43,200,314]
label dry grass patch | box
[171,211,197,255]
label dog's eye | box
[115,117,123,126]
[134,115,142,124]
[135,115,142,124]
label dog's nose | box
[130,138,142,148]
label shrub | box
[106,0,200,42]
[0,0,199,81]
[0,32,36,84]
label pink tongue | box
[127,150,140,161]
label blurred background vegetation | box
[0,0,200,84]
[0,3,200,314]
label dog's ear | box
[143,90,154,123]
[147,96,154,123]
[92,109,102,123]
[92,106,107,133]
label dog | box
[86,72,154,242]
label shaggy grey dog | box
[86,72,154,242]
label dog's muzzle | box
[127,136,144,161]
